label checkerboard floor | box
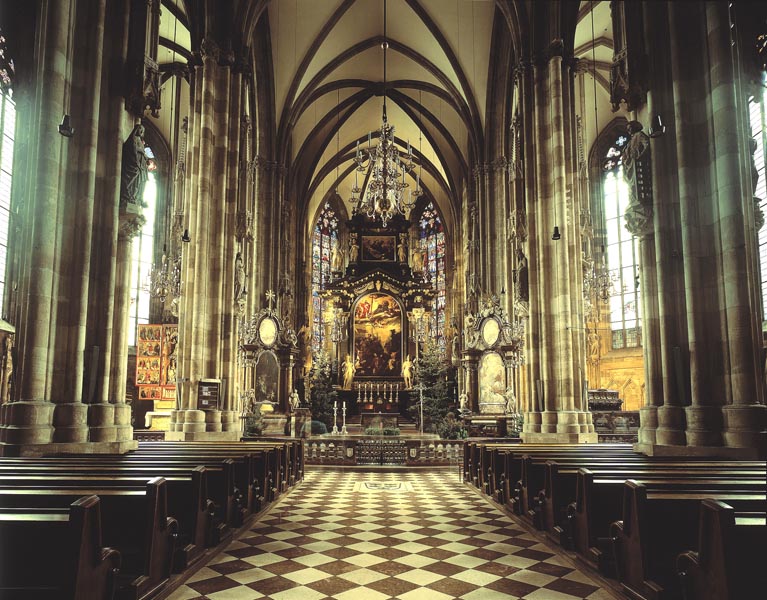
[167,468,619,600]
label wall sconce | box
[552,226,561,240]
[649,114,666,138]
[181,229,191,243]
[58,114,74,137]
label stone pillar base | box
[182,410,205,433]
[0,401,55,445]
[685,405,723,447]
[655,405,686,446]
[722,404,767,454]
[88,403,117,443]
[0,439,138,457]
[205,410,222,432]
[637,406,659,445]
[114,403,133,442]
[221,410,238,432]
[169,410,185,432]
[521,431,598,444]
[52,403,89,443]
[164,430,240,442]
[633,441,763,460]
[522,411,595,436]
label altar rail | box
[304,437,463,466]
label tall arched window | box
[749,93,767,324]
[311,202,339,353]
[418,201,446,349]
[602,133,641,348]
[0,30,15,313]
[128,149,158,346]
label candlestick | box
[341,402,348,435]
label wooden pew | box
[570,470,766,576]
[0,495,121,600]
[0,466,213,570]
[0,478,177,600]
[0,460,237,543]
[611,480,767,600]
[538,461,764,548]
[134,442,282,504]
[676,500,767,600]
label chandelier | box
[147,245,182,305]
[583,247,618,308]
[350,0,422,226]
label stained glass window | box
[602,133,641,349]
[749,93,767,325]
[418,201,446,349]
[311,202,339,353]
[0,85,15,312]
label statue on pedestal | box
[402,355,413,389]
[289,389,301,411]
[120,123,148,209]
[342,354,356,390]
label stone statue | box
[459,391,468,413]
[234,252,246,304]
[514,246,529,303]
[1,335,14,404]
[120,123,148,208]
[504,387,517,414]
[588,329,600,364]
[402,355,413,389]
[411,248,424,272]
[331,245,344,272]
[397,234,408,262]
[289,389,301,411]
[349,234,359,262]
[342,354,355,390]
[622,121,653,237]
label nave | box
[167,469,617,600]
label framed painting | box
[479,351,506,414]
[353,292,402,377]
[361,235,396,262]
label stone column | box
[170,37,243,439]
[521,48,596,443]
[634,2,765,457]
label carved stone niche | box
[609,1,647,112]
[125,0,162,117]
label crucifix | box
[265,289,276,313]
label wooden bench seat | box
[0,467,212,570]
[1,478,177,600]
[676,500,767,600]
[0,495,120,600]
[611,480,767,600]
[0,459,240,536]
[536,461,764,546]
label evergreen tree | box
[307,350,337,433]
[413,340,458,435]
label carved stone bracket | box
[118,211,146,241]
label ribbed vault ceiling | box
[262,0,495,229]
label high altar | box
[321,211,434,426]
